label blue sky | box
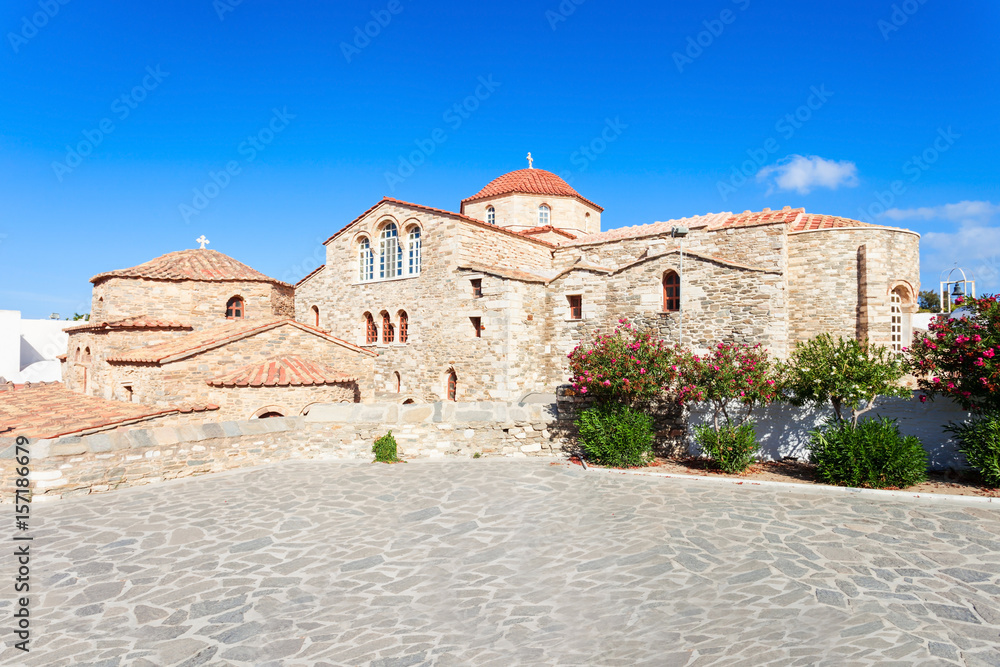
[1,0,998,318]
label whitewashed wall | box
[686,393,972,471]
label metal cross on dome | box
[196,235,210,249]
[527,152,533,169]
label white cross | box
[196,235,210,249]
[527,152,533,169]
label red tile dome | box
[90,249,290,287]
[462,169,603,211]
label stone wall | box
[105,324,375,418]
[92,277,293,327]
[462,193,601,236]
[0,400,563,500]
[787,227,920,348]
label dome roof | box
[462,168,603,211]
[90,249,290,287]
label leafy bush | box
[372,431,402,463]
[678,342,780,425]
[568,320,681,402]
[575,402,654,468]
[693,421,760,473]
[784,333,910,426]
[809,418,927,489]
[909,294,1000,414]
[945,413,1000,487]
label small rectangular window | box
[568,295,582,320]
[471,279,483,299]
[471,317,482,338]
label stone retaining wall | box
[0,401,564,500]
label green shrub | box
[694,421,760,473]
[575,402,654,468]
[809,418,927,489]
[372,431,402,463]
[946,413,1000,487]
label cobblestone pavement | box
[4,460,1000,666]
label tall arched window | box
[486,206,496,225]
[364,312,377,344]
[82,347,91,363]
[663,271,680,312]
[74,346,81,362]
[311,305,320,327]
[226,296,244,319]
[394,371,401,393]
[890,290,903,353]
[398,310,408,344]
[382,311,395,344]
[538,205,550,226]
[447,369,457,401]
[380,223,400,279]
[407,226,421,275]
[359,238,374,281]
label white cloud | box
[756,155,859,195]
[895,201,1000,295]
[883,200,1000,225]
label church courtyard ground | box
[6,459,1000,666]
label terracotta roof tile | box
[65,315,193,333]
[0,383,218,439]
[91,249,291,287]
[107,318,377,364]
[461,169,604,212]
[561,211,732,247]
[518,225,579,239]
[207,356,356,387]
[788,213,878,232]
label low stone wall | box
[0,401,564,500]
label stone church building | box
[54,165,919,418]
[296,166,920,403]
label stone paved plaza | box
[4,460,1000,666]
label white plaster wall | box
[0,311,70,383]
[686,393,972,471]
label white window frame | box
[538,204,550,226]
[407,226,421,275]
[486,206,495,225]
[359,237,374,282]
[379,223,400,279]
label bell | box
[951,282,965,297]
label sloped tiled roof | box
[206,356,356,387]
[65,315,192,333]
[107,318,376,364]
[91,249,291,287]
[561,207,899,248]
[461,169,604,211]
[518,225,579,240]
[0,382,218,439]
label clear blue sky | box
[1,0,998,318]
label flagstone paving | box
[4,459,1000,666]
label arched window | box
[486,206,495,225]
[379,223,400,279]
[364,312,377,344]
[382,311,394,344]
[226,296,244,319]
[74,346,81,362]
[398,310,408,344]
[538,205,550,226]
[359,238,374,281]
[407,226,421,275]
[311,305,320,327]
[82,347,91,363]
[394,371,401,393]
[447,369,457,401]
[890,290,903,353]
[663,271,680,312]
